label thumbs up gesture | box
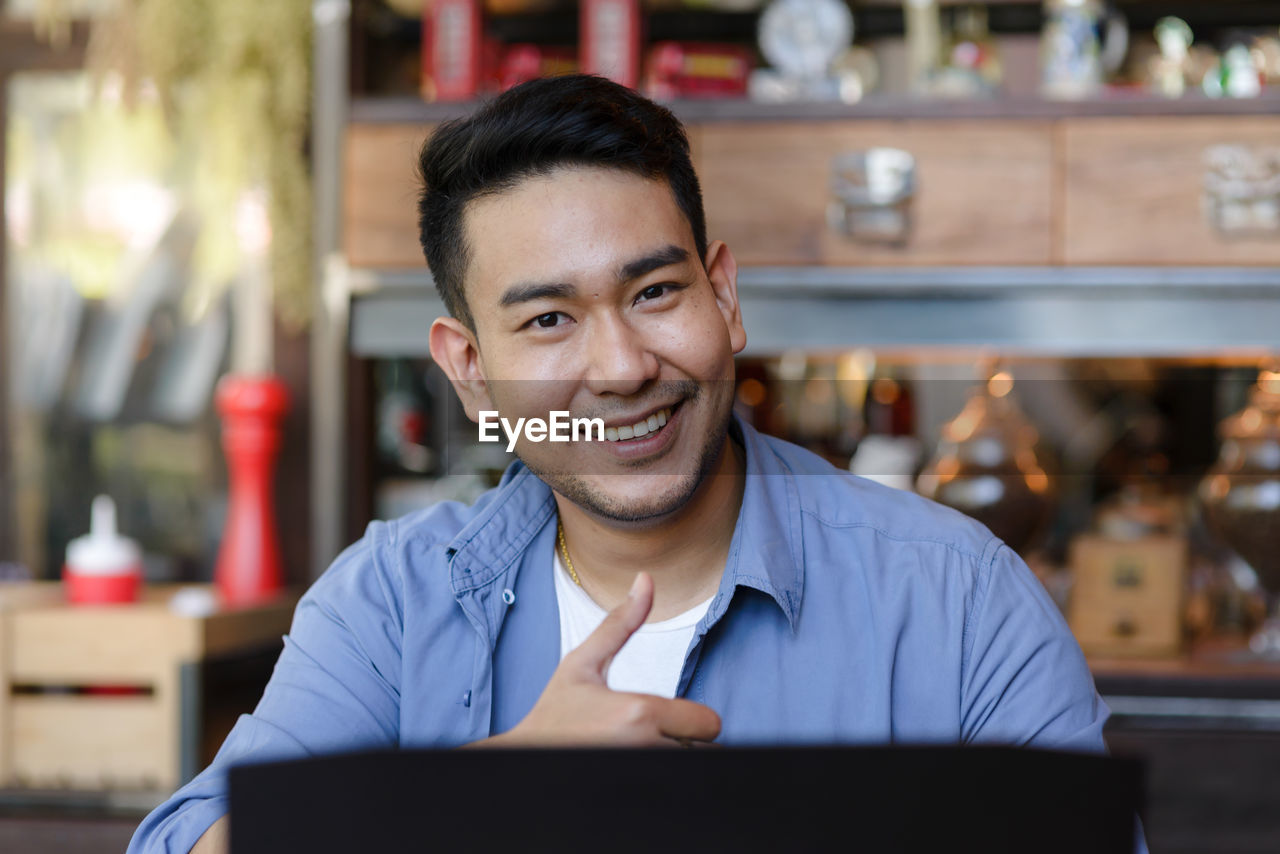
[475,572,722,748]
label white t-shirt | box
[553,547,713,698]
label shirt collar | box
[713,416,804,631]
[446,414,805,629]
[446,465,556,596]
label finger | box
[653,697,722,743]
[567,572,653,680]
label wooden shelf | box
[1093,637,1280,697]
[1092,638,1280,731]
[348,266,1280,358]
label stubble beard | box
[516,381,734,524]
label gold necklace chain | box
[556,519,582,586]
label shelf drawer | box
[1062,117,1280,265]
[696,120,1054,267]
[345,123,434,268]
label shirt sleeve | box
[127,525,404,854]
[960,543,1149,854]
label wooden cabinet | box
[1105,728,1280,854]
[1062,117,1280,266]
[343,109,1280,272]
[344,118,1057,271]
[344,123,434,268]
[697,120,1055,267]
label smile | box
[604,406,673,442]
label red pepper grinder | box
[215,375,290,606]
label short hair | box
[416,74,708,331]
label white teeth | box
[603,407,673,441]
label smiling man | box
[130,75,1145,853]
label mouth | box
[602,402,681,443]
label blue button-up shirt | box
[130,418,1147,852]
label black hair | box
[416,74,707,330]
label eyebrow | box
[498,282,575,308]
[497,245,691,309]
[618,244,690,282]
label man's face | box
[431,166,746,523]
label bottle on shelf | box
[63,495,143,605]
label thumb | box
[568,572,653,681]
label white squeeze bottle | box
[63,495,143,604]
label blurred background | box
[2,1,1280,851]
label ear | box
[428,316,494,422]
[704,240,746,355]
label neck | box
[555,433,746,622]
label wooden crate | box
[0,584,296,793]
[1068,535,1188,658]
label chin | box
[553,471,705,524]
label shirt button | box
[462,690,471,707]
[501,588,516,605]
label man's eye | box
[637,284,669,302]
[532,312,564,329]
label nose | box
[582,312,660,397]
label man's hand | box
[471,572,721,747]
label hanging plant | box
[38,0,315,329]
